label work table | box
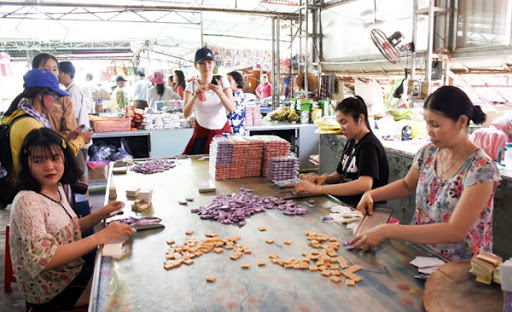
[90,157,432,312]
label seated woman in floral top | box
[351,86,501,261]
[9,128,134,311]
[227,71,246,135]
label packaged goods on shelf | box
[140,110,190,129]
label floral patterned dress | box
[9,187,83,304]
[227,90,246,135]
[413,144,501,260]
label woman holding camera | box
[182,48,235,155]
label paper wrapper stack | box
[469,251,502,285]
[209,136,233,180]
[260,136,291,178]
[209,135,289,180]
[267,156,299,182]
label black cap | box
[116,76,127,82]
[194,47,214,64]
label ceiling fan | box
[370,29,414,64]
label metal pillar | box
[411,0,418,81]
[200,12,204,47]
[304,0,309,96]
[425,0,435,90]
[272,17,276,110]
[276,17,281,106]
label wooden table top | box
[90,157,433,312]
[424,260,503,312]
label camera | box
[211,75,222,85]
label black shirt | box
[335,131,389,207]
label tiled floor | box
[0,183,106,312]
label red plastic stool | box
[4,224,16,293]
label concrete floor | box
[0,183,106,312]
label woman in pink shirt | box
[256,74,272,99]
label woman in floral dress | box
[351,86,500,260]
[227,71,246,135]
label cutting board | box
[424,260,503,312]
[275,190,319,200]
[354,206,393,235]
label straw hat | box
[296,72,319,91]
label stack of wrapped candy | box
[267,156,299,182]
[209,136,233,180]
[229,136,250,179]
[260,136,291,178]
[470,251,502,285]
[244,136,264,177]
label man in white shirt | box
[81,72,96,113]
[58,61,91,186]
[133,69,152,109]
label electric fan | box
[371,29,414,64]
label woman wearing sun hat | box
[147,71,181,109]
[1,68,77,172]
[182,47,235,154]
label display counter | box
[90,157,435,312]
[319,134,512,260]
[91,121,319,169]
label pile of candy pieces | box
[190,187,306,227]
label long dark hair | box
[156,84,165,97]
[32,53,58,69]
[16,128,81,192]
[424,86,486,126]
[336,96,372,131]
[4,87,50,116]
[227,71,244,89]
[174,70,186,90]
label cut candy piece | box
[330,276,342,283]
[206,275,216,283]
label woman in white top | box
[183,47,235,154]
[147,71,181,108]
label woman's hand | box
[98,222,134,244]
[295,181,320,195]
[208,78,223,96]
[96,201,125,220]
[350,224,388,251]
[357,191,375,215]
[195,84,209,101]
[66,125,93,144]
[78,130,93,144]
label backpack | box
[0,114,31,208]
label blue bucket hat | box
[194,47,214,64]
[24,68,69,97]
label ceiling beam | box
[0,2,301,20]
